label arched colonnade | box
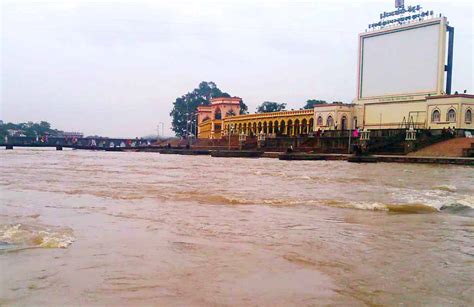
[223,110,315,137]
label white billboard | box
[359,19,445,99]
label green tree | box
[256,101,286,113]
[303,99,327,109]
[169,81,247,137]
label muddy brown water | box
[0,148,473,306]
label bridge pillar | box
[56,146,63,151]
[6,145,13,150]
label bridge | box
[1,136,154,151]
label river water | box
[0,148,473,306]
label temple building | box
[197,97,241,139]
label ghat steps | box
[408,137,474,157]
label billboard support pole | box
[445,26,454,95]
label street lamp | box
[257,130,266,149]
[157,122,165,139]
[239,132,247,150]
[227,125,234,150]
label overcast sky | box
[1,0,472,137]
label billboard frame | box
[357,17,449,102]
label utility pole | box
[185,113,189,145]
[195,113,198,139]
[228,125,231,151]
[348,119,353,154]
[160,122,164,138]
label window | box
[327,116,334,127]
[431,110,440,122]
[447,109,456,122]
[214,108,222,120]
[466,109,472,123]
[317,116,323,126]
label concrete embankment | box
[277,153,473,165]
[277,153,347,161]
[130,147,474,165]
[210,150,263,158]
[373,155,474,165]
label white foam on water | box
[0,223,75,250]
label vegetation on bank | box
[256,101,287,113]
[255,99,346,113]
[0,121,63,139]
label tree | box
[239,101,248,114]
[39,121,51,130]
[169,81,248,137]
[256,101,286,113]
[303,99,327,109]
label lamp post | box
[193,113,198,140]
[227,125,234,151]
[348,118,356,154]
[228,125,230,150]
[257,130,266,149]
[159,122,164,137]
[239,132,246,150]
[185,113,189,140]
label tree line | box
[0,121,63,139]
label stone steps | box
[408,137,474,157]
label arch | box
[309,118,314,132]
[317,115,323,126]
[252,122,257,135]
[238,123,242,133]
[257,122,262,133]
[268,121,273,134]
[327,116,334,127]
[287,119,293,136]
[301,118,308,134]
[243,123,247,134]
[294,119,300,135]
[274,120,279,135]
[431,109,441,122]
[214,108,222,120]
[341,116,347,130]
[465,109,472,123]
[447,108,456,122]
[263,121,268,134]
[280,120,286,135]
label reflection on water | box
[0,148,473,306]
